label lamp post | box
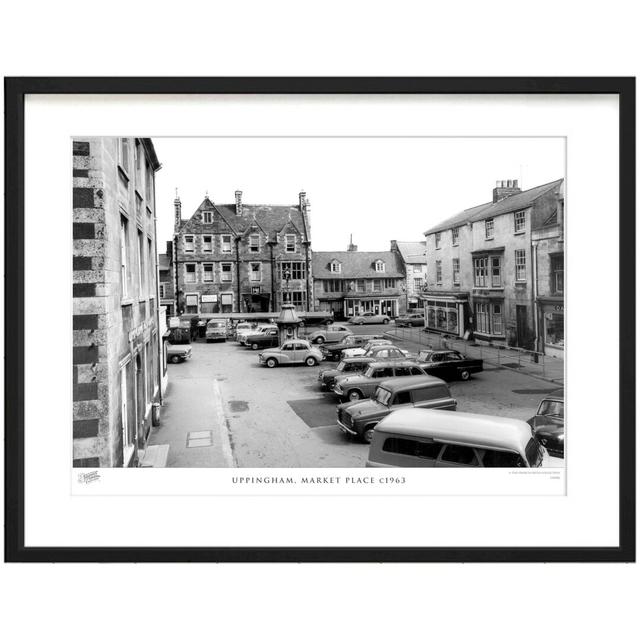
[283,266,291,307]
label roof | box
[393,241,427,264]
[342,356,377,363]
[158,253,170,270]
[425,179,564,235]
[312,251,405,279]
[367,359,419,369]
[542,389,564,402]
[378,376,447,392]
[376,408,532,453]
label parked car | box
[238,324,274,345]
[416,349,483,381]
[366,408,550,468]
[205,319,228,343]
[167,343,192,364]
[306,324,353,345]
[337,376,457,443]
[342,340,410,360]
[349,312,391,325]
[395,312,425,328]
[245,327,279,350]
[333,360,427,402]
[258,339,324,368]
[527,389,564,457]
[231,321,257,341]
[320,333,384,361]
[318,356,376,391]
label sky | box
[152,137,565,254]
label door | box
[516,305,528,348]
[293,342,306,363]
[280,342,295,363]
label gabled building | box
[313,239,406,319]
[424,178,564,354]
[391,240,428,310]
[173,190,313,313]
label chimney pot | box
[235,190,243,216]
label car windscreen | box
[336,361,346,372]
[374,387,392,406]
[525,438,545,467]
[538,400,564,418]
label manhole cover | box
[186,430,213,447]
[228,400,249,412]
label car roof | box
[376,408,532,451]
[543,389,564,401]
[342,356,376,363]
[368,360,419,369]
[282,339,311,346]
[379,376,445,392]
[369,344,400,351]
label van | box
[366,408,547,468]
[337,377,456,443]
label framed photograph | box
[4,77,635,562]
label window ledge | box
[117,166,130,182]
[121,298,134,307]
[513,231,526,236]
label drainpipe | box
[173,234,180,316]
[151,164,163,406]
[531,240,540,353]
[305,243,311,311]
[235,237,241,312]
[270,243,276,311]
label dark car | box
[244,327,279,350]
[320,334,384,361]
[416,349,483,381]
[337,376,456,443]
[395,312,425,327]
[318,356,376,391]
[527,389,564,457]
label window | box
[118,138,130,174]
[354,279,365,293]
[221,234,232,253]
[330,261,341,273]
[185,263,196,283]
[551,254,564,294]
[249,234,260,253]
[373,279,382,292]
[491,303,504,335]
[440,444,478,465]
[220,292,233,312]
[185,294,199,314]
[382,437,442,460]
[475,302,489,333]
[159,283,166,298]
[147,238,153,297]
[249,262,261,282]
[375,260,385,272]
[184,235,195,252]
[203,263,214,282]
[452,258,460,285]
[372,367,394,378]
[285,234,296,253]
[394,367,413,377]
[413,264,422,273]
[323,279,343,293]
[392,391,412,405]
[203,211,212,224]
[384,278,396,289]
[137,230,145,295]
[289,291,306,309]
[475,302,503,335]
[514,210,526,233]
[435,232,441,249]
[485,218,494,239]
[120,363,133,463]
[490,256,502,287]
[120,216,130,299]
[203,235,212,252]
[414,277,423,290]
[221,263,233,282]
[435,260,442,285]
[474,257,488,287]
[135,193,143,218]
[135,141,143,191]
[479,449,522,467]
[279,262,306,280]
[515,249,527,281]
[145,162,153,207]
[452,227,459,245]
[412,386,450,402]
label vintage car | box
[238,324,274,345]
[527,389,564,457]
[348,312,391,325]
[416,349,483,381]
[318,356,376,391]
[333,360,427,402]
[245,327,279,350]
[319,333,384,361]
[342,340,410,360]
[205,319,228,343]
[167,343,192,364]
[231,321,258,341]
[337,376,456,443]
[395,312,425,327]
[258,339,324,368]
[306,324,353,345]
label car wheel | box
[251,343,259,350]
[460,369,471,381]
[170,355,181,364]
[315,336,325,344]
[362,428,375,444]
[383,318,390,324]
[266,358,278,368]
[305,357,317,367]
[348,390,362,402]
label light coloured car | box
[342,339,410,360]
[167,343,192,364]
[258,339,324,368]
[306,324,353,345]
[349,312,391,325]
[238,324,274,345]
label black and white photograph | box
[72,135,566,472]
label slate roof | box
[312,251,405,279]
[394,241,427,264]
[425,179,564,235]
[178,197,310,242]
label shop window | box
[514,210,526,233]
[203,263,214,282]
[545,312,564,347]
[485,218,494,239]
[221,263,233,282]
[491,303,504,335]
[515,249,527,281]
[184,263,196,283]
[452,259,460,285]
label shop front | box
[344,296,400,318]
[424,293,471,338]
[538,296,564,358]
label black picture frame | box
[4,77,636,563]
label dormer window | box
[249,234,260,253]
[203,211,212,224]
[330,261,341,274]
[285,234,296,253]
[375,260,385,273]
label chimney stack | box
[174,189,182,230]
[347,234,358,252]
[492,179,521,203]
[299,190,307,212]
[235,190,243,216]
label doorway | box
[516,305,528,348]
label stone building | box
[72,137,162,467]
[173,191,313,313]
[158,240,175,317]
[391,240,428,311]
[423,178,564,354]
[313,239,406,320]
